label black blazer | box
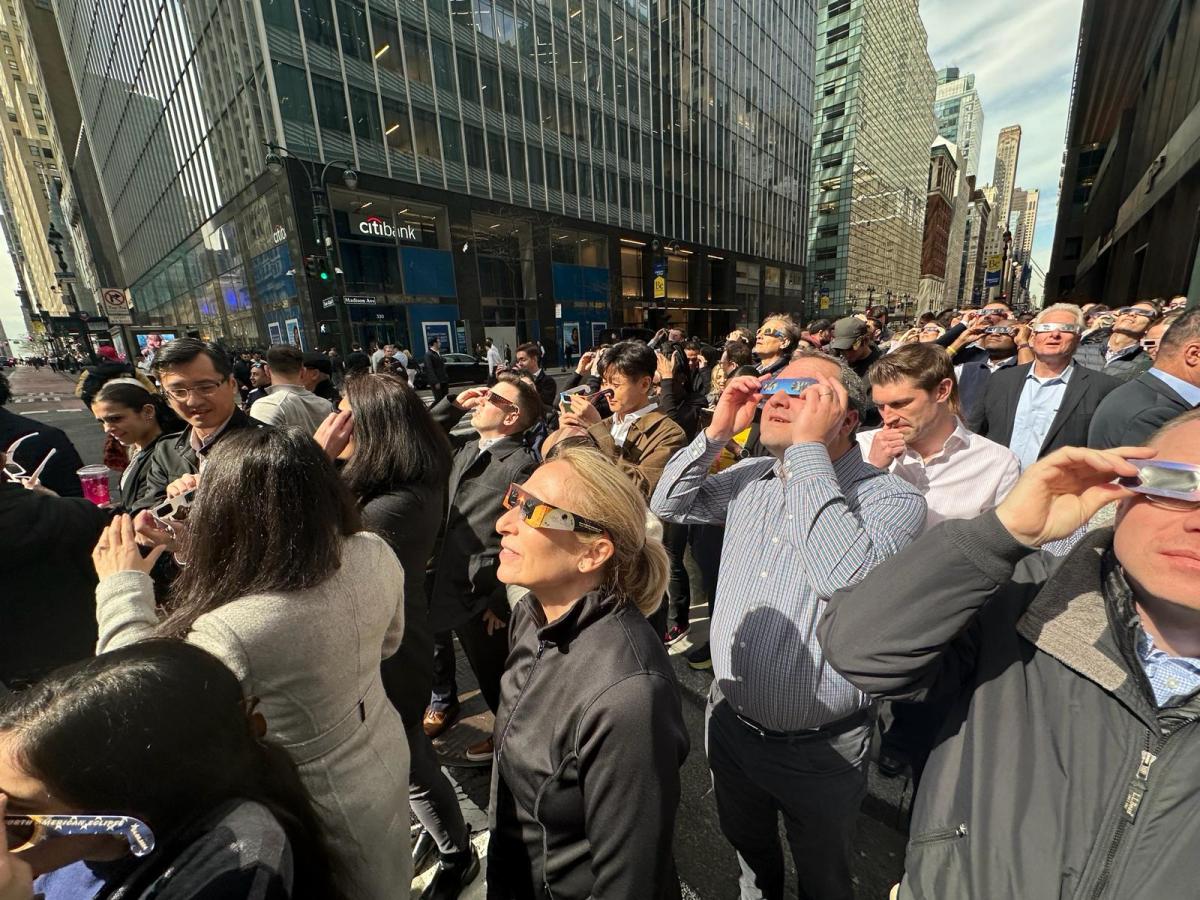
[0,406,85,498]
[427,398,540,632]
[1,482,112,685]
[362,480,445,727]
[1088,371,1195,450]
[967,362,1121,459]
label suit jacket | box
[967,363,1121,460]
[428,398,540,631]
[362,481,444,727]
[425,349,449,385]
[532,368,558,411]
[954,346,1018,422]
[1088,371,1195,450]
[0,406,85,498]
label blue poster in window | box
[422,321,453,355]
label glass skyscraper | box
[806,0,935,316]
[934,67,983,180]
[54,0,816,356]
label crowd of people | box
[0,292,1198,900]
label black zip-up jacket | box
[487,591,690,900]
[818,514,1200,899]
[128,408,265,510]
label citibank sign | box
[353,213,419,242]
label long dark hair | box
[0,641,344,899]
[340,373,452,501]
[93,380,183,432]
[163,427,362,636]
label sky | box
[0,0,1085,348]
[920,0,1086,301]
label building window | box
[824,102,845,120]
[822,154,843,169]
[817,224,839,239]
[36,125,46,135]
[1063,237,1082,261]
[464,124,486,169]
[826,24,850,44]
[827,0,851,14]
[820,129,843,146]
[815,246,838,261]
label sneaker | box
[412,828,438,875]
[464,736,494,762]
[423,702,460,739]
[685,642,712,671]
[663,624,690,646]
[419,849,481,900]
[876,749,908,779]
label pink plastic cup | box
[77,464,111,506]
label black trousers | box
[661,521,692,630]
[705,687,869,900]
[429,610,509,714]
[689,524,725,623]
[432,382,449,403]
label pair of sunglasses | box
[503,483,605,535]
[984,326,1017,335]
[757,328,787,340]
[1115,307,1158,319]
[5,814,155,857]
[1118,460,1200,508]
[761,377,820,398]
[1030,323,1082,334]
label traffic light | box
[303,255,331,281]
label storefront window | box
[620,245,644,300]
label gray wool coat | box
[96,531,411,899]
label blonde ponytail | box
[550,446,670,616]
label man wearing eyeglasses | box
[651,352,926,900]
[938,303,1030,419]
[129,338,263,511]
[1090,308,1200,450]
[968,305,1120,470]
[752,315,802,378]
[819,412,1200,900]
[423,373,543,762]
[1075,300,1161,382]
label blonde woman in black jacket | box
[487,446,689,900]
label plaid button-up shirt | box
[651,434,927,731]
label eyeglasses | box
[984,326,1017,335]
[757,328,786,340]
[502,483,605,535]
[1030,323,1083,334]
[761,377,820,398]
[1115,307,1159,319]
[162,380,227,401]
[1117,460,1200,509]
[2,433,56,486]
[5,813,156,857]
[485,391,517,412]
[920,326,942,334]
[980,308,1009,318]
[1141,339,1159,351]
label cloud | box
[923,0,1085,298]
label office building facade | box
[54,0,817,359]
[933,66,983,178]
[982,124,1021,289]
[807,0,936,317]
[1046,0,1200,306]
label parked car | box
[413,352,489,389]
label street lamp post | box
[264,143,359,355]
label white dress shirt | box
[857,418,1021,530]
[610,402,657,448]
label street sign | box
[819,293,830,310]
[343,295,377,306]
[321,298,336,309]
[653,275,666,299]
[99,287,132,324]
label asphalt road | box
[4,363,912,899]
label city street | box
[4,363,911,899]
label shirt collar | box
[613,401,657,425]
[189,413,235,455]
[1026,362,1074,386]
[897,418,971,465]
[1148,368,1200,407]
